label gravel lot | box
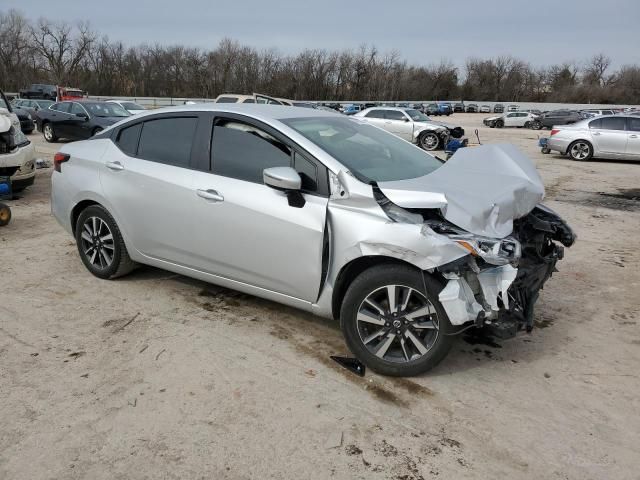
[1,113,639,480]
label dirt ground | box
[1,113,639,480]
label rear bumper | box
[547,136,572,154]
[12,173,35,190]
[20,119,35,132]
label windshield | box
[121,102,144,110]
[282,116,443,183]
[84,103,130,117]
[405,109,431,122]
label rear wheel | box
[340,265,454,377]
[531,120,543,130]
[43,123,57,143]
[75,205,136,279]
[418,131,440,151]
[568,140,593,161]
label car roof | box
[114,103,340,121]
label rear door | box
[590,116,628,155]
[626,117,640,157]
[188,115,329,301]
[100,114,203,265]
[503,113,518,127]
[361,109,386,129]
[62,102,92,139]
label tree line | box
[1,9,639,104]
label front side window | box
[294,152,317,192]
[217,97,239,103]
[137,117,198,167]
[69,103,86,115]
[52,102,70,113]
[282,117,443,183]
[628,117,640,132]
[600,117,626,131]
[211,119,291,183]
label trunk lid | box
[377,144,545,238]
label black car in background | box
[12,98,54,118]
[465,103,479,113]
[36,101,130,142]
[493,104,505,113]
[530,110,583,130]
[12,107,35,134]
[19,83,57,100]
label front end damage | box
[370,144,576,339]
[431,205,575,337]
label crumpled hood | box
[377,144,545,238]
[424,119,458,130]
[415,121,446,131]
[484,115,501,122]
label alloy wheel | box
[79,216,115,270]
[570,142,591,160]
[420,133,439,150]
[44,124,52,141]
[356,285,439,363]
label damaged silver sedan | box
[51,105,575,376]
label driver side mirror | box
[403,117,409,122]
[76,112,88,120]
[263,166,305,208]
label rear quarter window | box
[115,123,142,155]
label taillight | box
[53,152,70,172]
[550,129,560,136]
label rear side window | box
[385,110,406,121]
[116,123,142,155]
[216,97,239,103]
[137,117,198,167]
[211,119,291,183]
[365,110,385,119]
[242,99,255,103]
[599,117,626,131]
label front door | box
[383,110,414,140]
[189,116,328,301]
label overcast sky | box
[4,0,638,69]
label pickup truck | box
[19,84,57,100]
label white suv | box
[1,90,36,191]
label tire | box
[524,121,531,129]
[531,121,542,130]
[0,203,11,226]
[489,122,495,128]
[43,122,58,143]
[541,148,551,154]
[340,264,454,377]
[418,131,440,151]
[567,140,593,161]
[24,128,34,135]
[495,119,504,128]
[75,205,136,279]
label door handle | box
[105,161,124,171]
[196,189,224,202]
[385,121,392,124]
[629,134,638,138]
[593,132,601,136]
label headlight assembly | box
[452,235,521,266]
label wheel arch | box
[331,255,423,320]
[566,138,593,155]
[70,199,101,236]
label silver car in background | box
[547,115,640,161]
[51,104,574,376]
[354,107,464,151]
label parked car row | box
[0,89,36,192]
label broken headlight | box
[451,235,521,266]
[375,190,424,224]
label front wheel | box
[43,123,58,143]
[495,119,504,128]
[531,121,542,130]
[418,131,440,151]
[0,203,11,226]
[568,140,593,161]
[340,265,454,377]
